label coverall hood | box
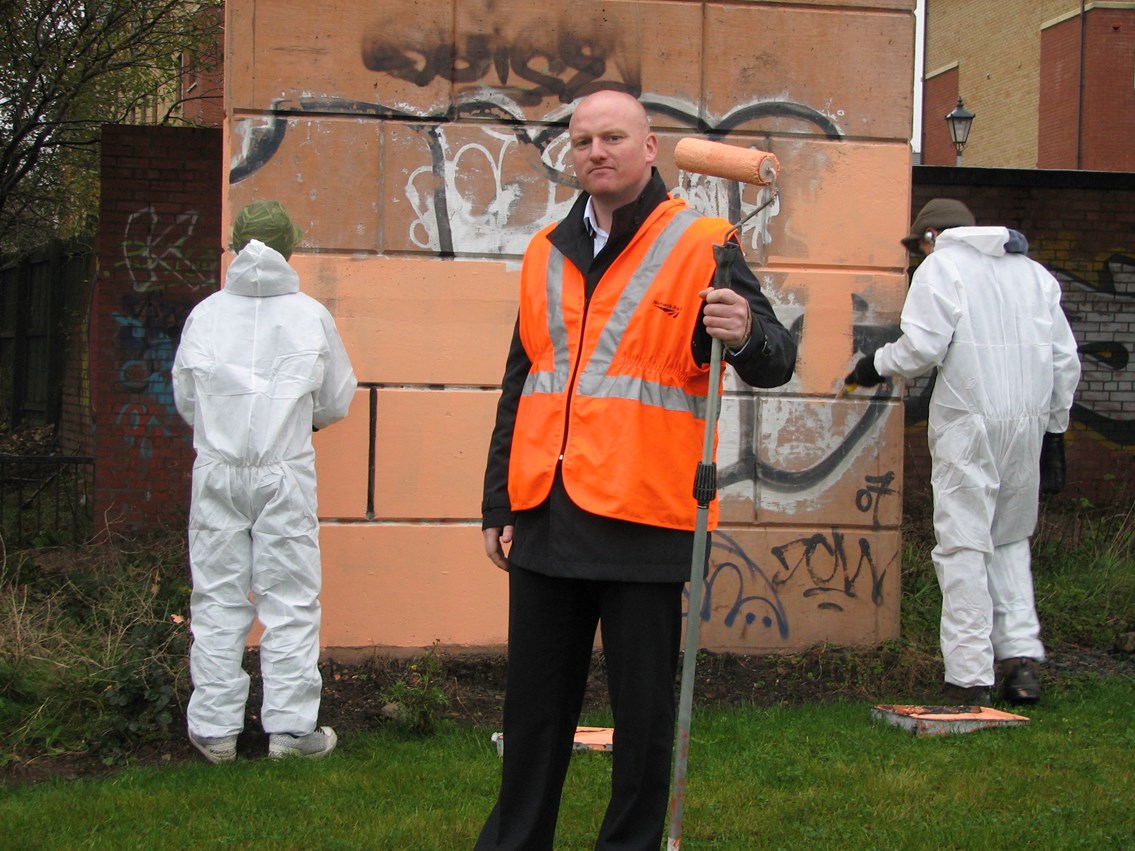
[225,239,300,297]
[933,226,1024,258]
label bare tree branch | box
[0,0,223,253]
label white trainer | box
[189,732,238,764]
[268,726,337,759]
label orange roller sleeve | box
[674,138,779,186]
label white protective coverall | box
[173,240,357,738]
[873,226,1080,688]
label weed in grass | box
[379,642,450,735]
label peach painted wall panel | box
[228,117,382,253]
[318,523,899,654]
[449,0,707,128]
[765,138,913,269]
[373,389,499,519]
[755,0,912,7]
[228,0,710,124]
[292,255,518,386]
[752,268,907,397]
[697,527,901,654]
[704,4,914,142]
[319,523,508,650]
[314,389,372,520]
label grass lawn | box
[3,675,1133,850]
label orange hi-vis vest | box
[509,198,732,531]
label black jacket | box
[482,170,796,582]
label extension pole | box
[667,239,740,850]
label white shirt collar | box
[582,197,609,257]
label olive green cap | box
[231,200,303,259]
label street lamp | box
[945,97,975,166]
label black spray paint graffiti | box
[228,99,288,184]
[855,471,898,528]
[718,393,892,496]
[694,530,890,640]
[229,94,842,192]
[1052,253,1135,446]
[361,24,634,106]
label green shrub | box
[0,533,191,764]
[379,642,451,735]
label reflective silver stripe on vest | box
[521,249,570,396]
[524,208,710,419]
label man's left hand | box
[700,287,752,350]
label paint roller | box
[666,138,779,851]
[674,137,780,189]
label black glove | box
[844,354,883,388]
[1039,432,1066,495]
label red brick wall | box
[1037,16,1081,170]
[1040,10,1135,171]
[1080,10,1135,172]
[84,124,222,533]
[180,4,225,128]
[908,166,1135,506]
[921,66,960,167]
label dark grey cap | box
[902,198,976,250]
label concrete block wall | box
[224,0,917,655]
[82,124,223,532]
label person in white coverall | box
[845,198,1080,707]
[172,200,357,763]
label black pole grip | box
[712,241,742,290]
[693,461,717,506]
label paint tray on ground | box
[492,726,614,757]
[872,704,1029,736]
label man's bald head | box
[569,90,651,135]
[568,90,657,227]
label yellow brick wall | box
[923,0,1083,167]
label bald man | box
[476,91,796,850]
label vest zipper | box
[558,293,592,462]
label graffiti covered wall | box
[225,0,917,654]
[87,125,223,531]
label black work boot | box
[942,683,994,708]
[1000,657,1041,705]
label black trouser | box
[475,566,685,851]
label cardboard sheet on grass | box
[493,727,614,757]
[873,704,1029,736]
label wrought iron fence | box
[0,454,93,549]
